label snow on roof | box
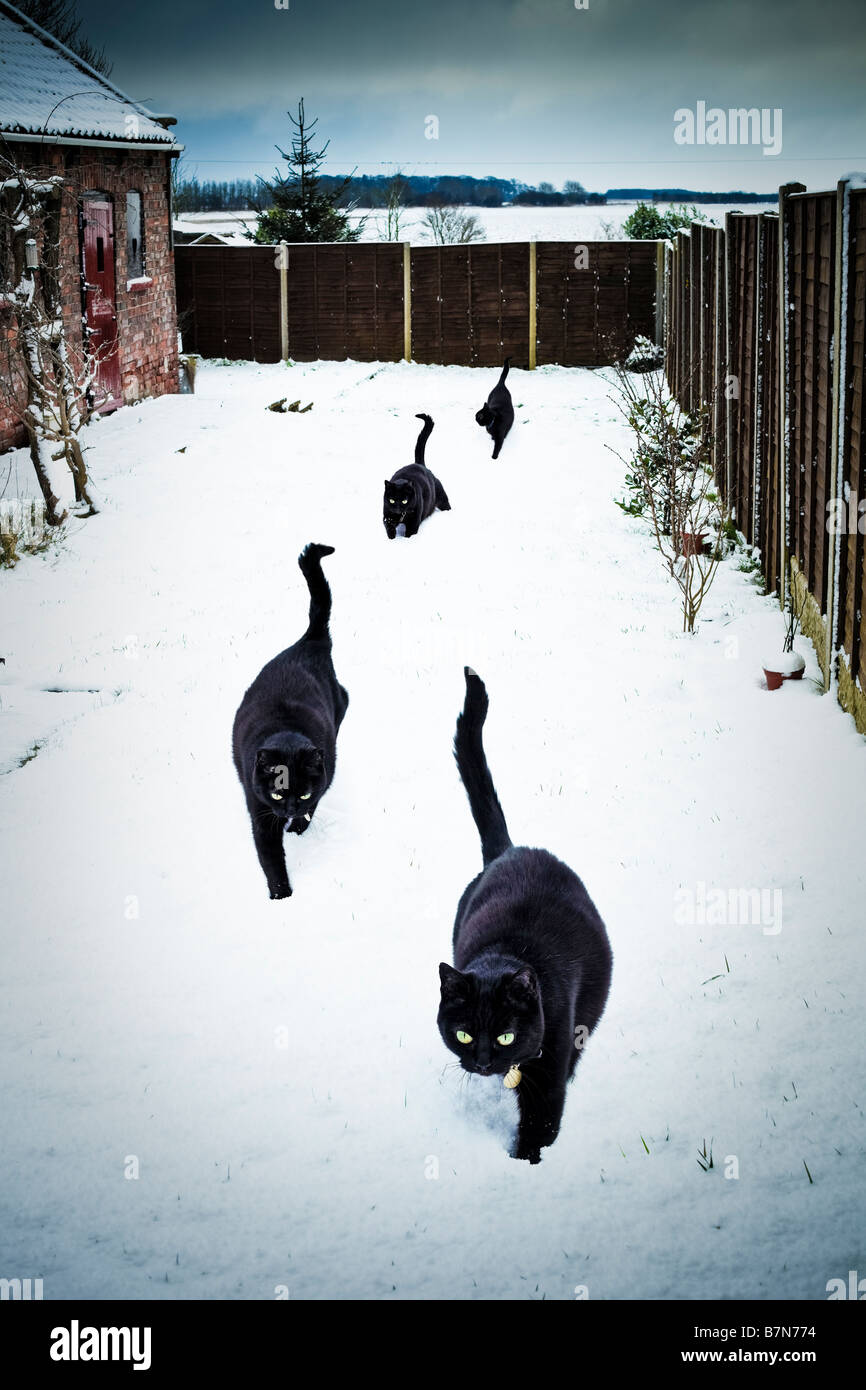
[0,1,179,147]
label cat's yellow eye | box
[299,792,312,800]
[389,497,396,503]
[496,1032,515,1046]
[270,793,283,801]
[456,1030,473,1044]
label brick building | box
[0,0,182,453]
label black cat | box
[438,668,612,1163]
[232,544,348,900]
[383,414,451,538]
[475,357,514,459]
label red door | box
[81,199,122,410]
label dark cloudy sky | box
[77,0,866,191]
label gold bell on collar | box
[503,1065,522,1089]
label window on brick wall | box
[126,191,144,279]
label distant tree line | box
[173,173,610,213]
[322,173,523,207]
[512,180,607,207]
[608,188,776,204]
[173,174,778,215]
[174,179,261,213]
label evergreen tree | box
[250,100,362,244]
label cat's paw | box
[290,815,311,835]
[269,883,292,899]
[513,1144,542,1165]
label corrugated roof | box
[0,1,179,146]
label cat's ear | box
[439,963,469,998]
[505,967,538,1002]
[384,479,390,488]
[255,748,273,771]
[300,747,324,776]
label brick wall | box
[0,142,179,453]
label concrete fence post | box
[279,241,289,361]
[403,243,412,362]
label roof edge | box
[1,129,184,154]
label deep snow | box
[1,359,864,1301]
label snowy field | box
[174,201,764,245]
[1,358,864,1302]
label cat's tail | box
[298,543,335,641]
[414,413,434,466]
[454,667,512,867]
[497,356,512,386]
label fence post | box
[697,226,705,421]
[668,241,674,381]
[712,226,724,489]
[723,214,735,509]
[826,178,850,692]
[655,239,665,344]
[528,241,537,369]
[777,183,806,611]
[403,243,412,362]
[752,216,766,546]
[279,242,289,361]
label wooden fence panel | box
[466,243,530,366]
[688,229,700,413]
[283,245,318,360]
[838,188,866,690]
[411,243,531,366]
[176,243,404,363]
[663,187,865,730]
[175,245,282,362]
[177,239,656,369]
[535,241,657,366]
[727,215,760,543]
[664,242,677,394]
[786,193,836,611]
[756,214,781,594]
[673,230,691,406]
[711,227,727,491]
[697,224,715,429]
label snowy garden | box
[1,356,864,1299]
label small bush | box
[625,335,665,372]
[622,202,709,241]
[609,368,730,633]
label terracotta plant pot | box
[678,531,707,557]
[763,651,806,690]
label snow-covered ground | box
[175,201,767,246]
[0,358,864,1301]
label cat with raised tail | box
[438,668,612,1163]
[383,414,451,539]
[232,544,348,900]
[475,357,514,459]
